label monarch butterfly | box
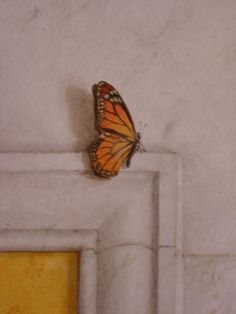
[88,81,141,178]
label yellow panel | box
[0,252,79,314]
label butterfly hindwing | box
[89,81,140,178]
[89,132,135,178]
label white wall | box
[1,0,236,312]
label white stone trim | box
[79,249,98,314]
[0,229,97,251]
[0,152,183,314]
[175,157,184,314]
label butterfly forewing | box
[89,81,140,178]
[93,82,137,140]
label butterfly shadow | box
[65,86,96,151]
[65,86,98,177]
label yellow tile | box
[0,252,79,314]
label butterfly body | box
[88,81,140,178]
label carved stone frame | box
[0,152,183,314]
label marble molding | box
[184,256,236,314]
[0,152,183,314]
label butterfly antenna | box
[138,121,147,152]
[139,121,147,134]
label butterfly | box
[88,81,141,178]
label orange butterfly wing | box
[88,81,140,178]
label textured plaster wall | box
[1,0,236,312]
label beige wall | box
[1,0,236,312]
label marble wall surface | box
[1,0,236,313]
